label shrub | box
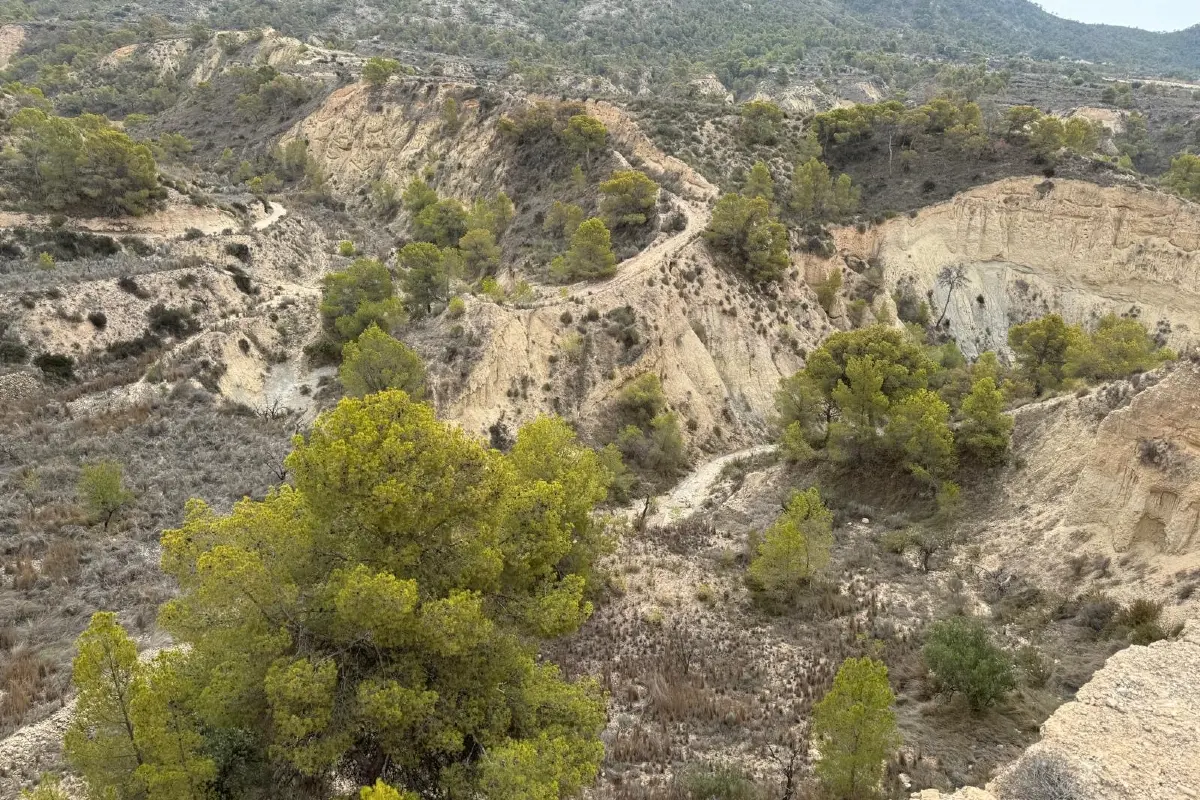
[551,218,616,281]
[339,324,427,399]
[321,258,405,342]
[224,242,252,263]
[117,276,150,299]
[997,753,1086,800]
[5,109,165,217]
[147,304,197,338]
[78,461,134,531]
[1064,314,1174,381]
[815,268,842,314]
[704,193,789,282]
[87,311,108,329]
[677,764,762,800]
[923,616,1016,711]
[19,774,71,800]
[957,377,1013,466]
[748,487,834,600]
[598,169,658,229]
[812,657,899,800]
[617,372,667,427]
[1074,590,1119,633]
[0,338,29,364]
[34,352,75,381]
[413,198,468,247]
[362,57,401,86]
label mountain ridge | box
[3,0,1199,76]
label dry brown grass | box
[0,648,52,730]
[42,541,82,584]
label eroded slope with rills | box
[819,177,1200,357]
[285,81,839,449]
[952,361,1200,608]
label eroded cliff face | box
[1068,364,1200,556]
[826,177,1200,356]
[283,80,514,202]
[290,81,832,447]
[426,209,830,448]
[962,362,1200,607]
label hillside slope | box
[7,0,1199,74]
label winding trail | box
[645,444,776,528]
[253,201,290,231]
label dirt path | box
[253,201,289,231]
[646,444,776,527]
[0,25,24,70]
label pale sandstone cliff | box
[1068,363,1200,557]
[963,363,1200,606]
[824,177,1200,357]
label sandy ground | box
[0,24,24,70]
[646,445,777,527]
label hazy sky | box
[1037,0,1199,31]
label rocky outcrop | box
[825,177,1200,357]
[1068,363,1200,556]
[914,624,1200,800]
[283,79,512,200]
[964,362,1200,607]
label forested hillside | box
[2,0,1199,77]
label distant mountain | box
[842,0,1200,71]
[7,0,1200,77]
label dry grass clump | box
[0,647,54,730]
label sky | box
[1037,0,1200,31]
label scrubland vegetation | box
[0,5,1198,800]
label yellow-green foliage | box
[399,242,449,318]
[78,460,134,530]
[1163,153,1200,201]
[957,377,1013,466]
[67,394,612,799]
[599,169,659,229]
[611,373,689,484]
[545,200,586,239]
[790,158,859,222]
[320,258,406,341]
[562,114,608,163]
[1064,314,1175,381]
[458,228,502,277]
[551,217,617,281]
[20,775,71,800]
[362,57,401,85]
[739,100,783,144]
[815,267,843,314]
[777,326,1007,482]
[812,658,900,800]
[744,160,774,202]
[1010,313,1172,394]
[339,324,427,398]
[748,487,833,597]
